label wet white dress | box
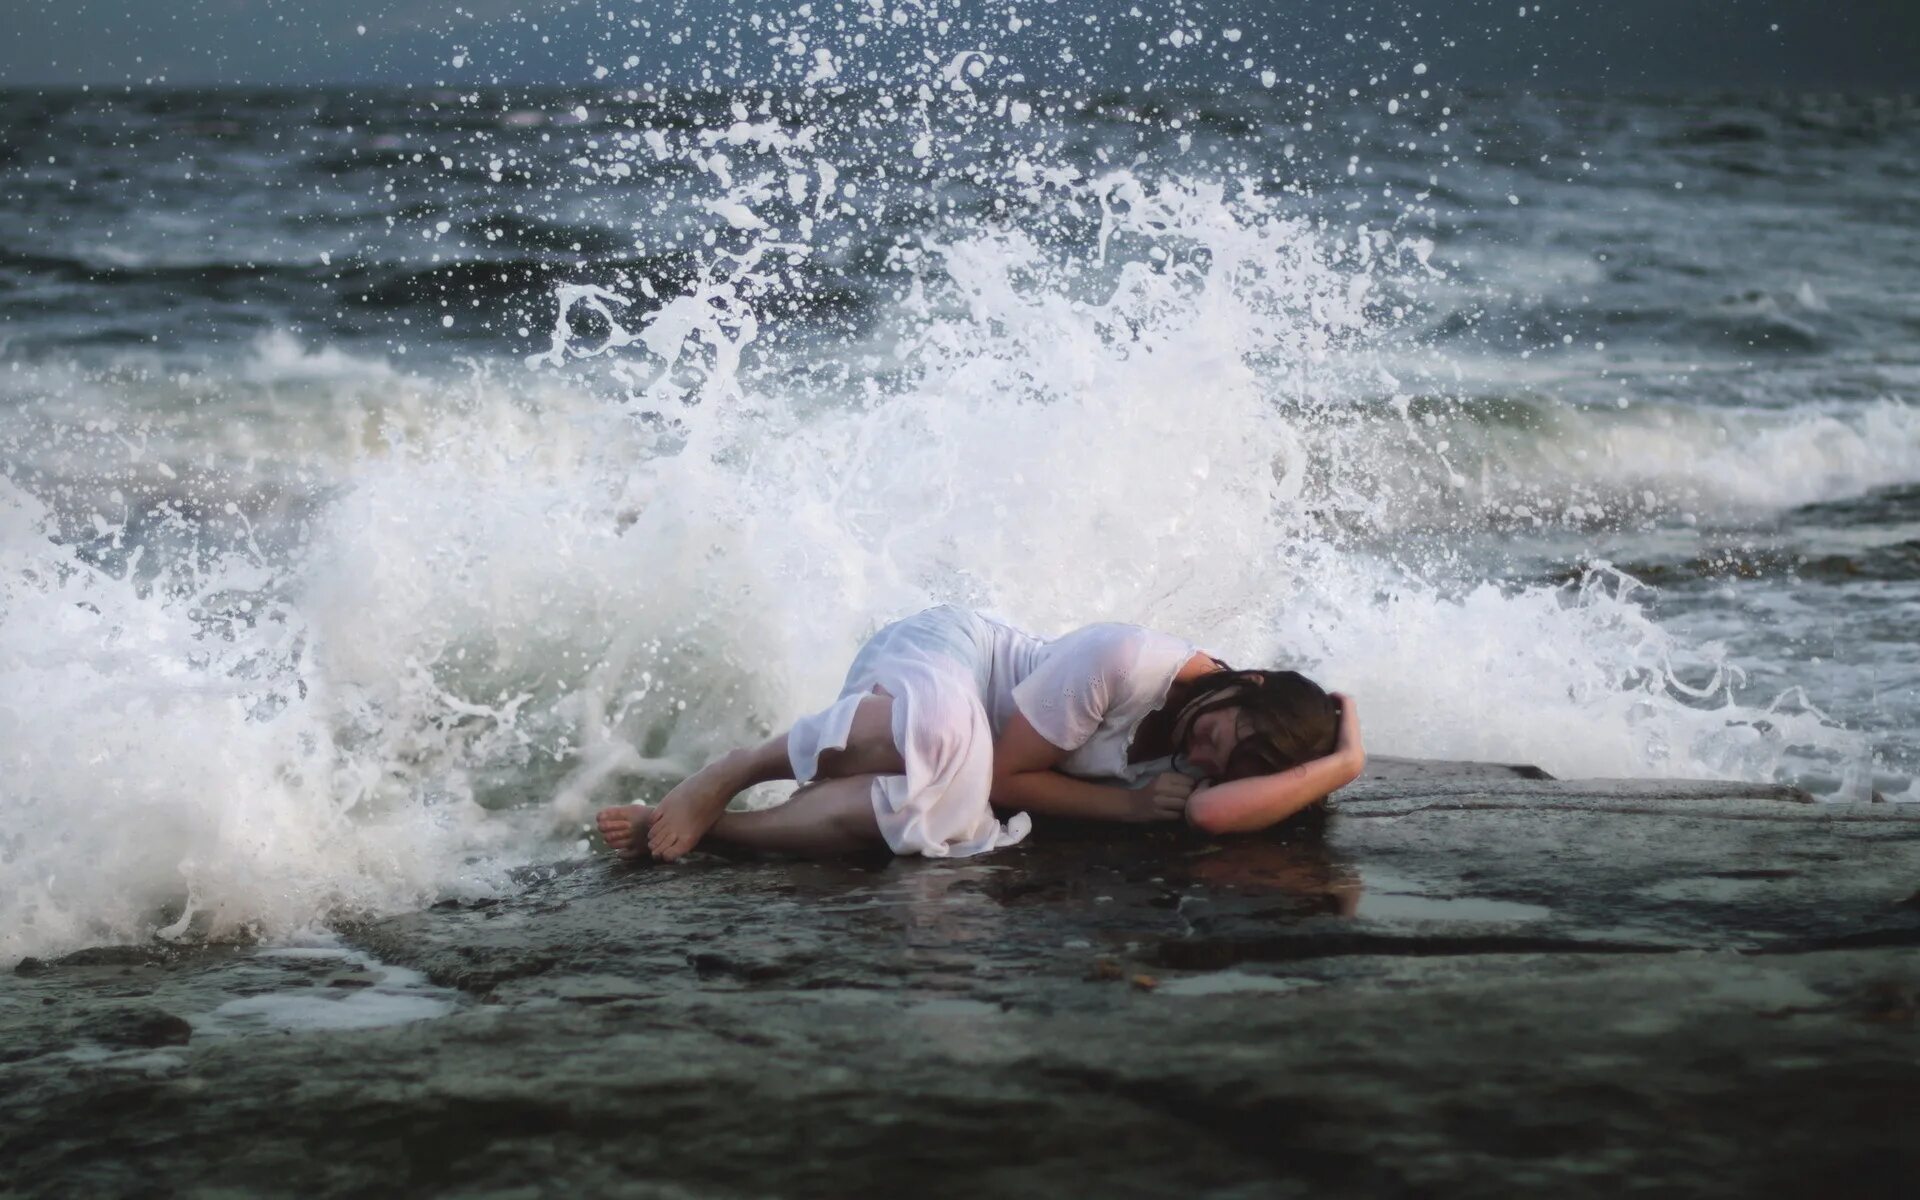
[786,605,1199,858]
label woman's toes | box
[598,805,653,852]
[594,807,646,859]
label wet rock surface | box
[4,763,1919,1197]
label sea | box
[3,14,1917,962]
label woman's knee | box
[820,694,903,777]
[909,690,993,783]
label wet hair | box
[1169,667,1341,782]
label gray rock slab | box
[4,769,1919,1198]
[1362,754,1557,782]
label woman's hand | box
[1128,771,1195,822]
[1329,692,1366,780]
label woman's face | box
[1183,705,1245,780]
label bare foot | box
[646,766,737,862]
[595,804,657,860]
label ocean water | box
[3,15,1917,961]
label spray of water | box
[0,5,1889,962]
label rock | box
[3,765,1918,1196]
[73,1006,193,1049]
[49,944,174,968]
[325,975,377,989]
[1362,754,1555,781]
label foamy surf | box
[3,173,1893,962]
[3,12,1916,963]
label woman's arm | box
[990,711,1190,823]
[1184,693,1367,835]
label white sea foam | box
[196,944,459,1036]
[0,478,541,962]
[1325,392,1920,529]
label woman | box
[596,605,1365,862]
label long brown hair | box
[1169,667,1340,781]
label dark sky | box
[3,0,1915,90]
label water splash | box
[0,3,1898,963]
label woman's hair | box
[1170,667,1341,782]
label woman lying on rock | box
[596,605,1365,862]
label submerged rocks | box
[73,1007,194,1050]
[3,763,1918,1196]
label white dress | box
[786,605,1199,858]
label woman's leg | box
[597,689,901,862]
[592,730,785,858]
[596,774,888,860]
[704,775,887,857]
